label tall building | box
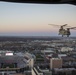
[50,58,62,69]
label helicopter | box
[48,24,76,37]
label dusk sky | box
[0,2,76,36]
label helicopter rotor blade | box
[67,27,76,29]
[70,27,76,29]
[48,24,60,26]
[48,24,60,28]
[48,24,72,29]
[48,24,68,27]
[62,24,67,26]
[64,26,72,28]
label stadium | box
[0,51,31,72]
[0,56,27,68]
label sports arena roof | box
[0,55,28,68]
[0,56,24,63]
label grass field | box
[1,63,17,68]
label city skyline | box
[0,2,76,36]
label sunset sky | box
[0,2,76,36]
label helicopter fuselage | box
[59,28,70,37]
